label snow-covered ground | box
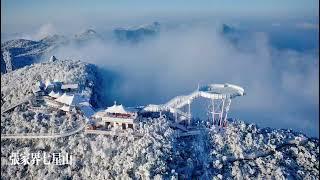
[1,103,84,135]
[1,116,318,179]
[1,117,176,179]
[1,59,319,179]
[1,59,101,110]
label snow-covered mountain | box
[39,34,69,45]
[113,21,161,43]
[2,22,242,75]
[0,30,104,74]
[1,57,104,109]
[0,22,161,74]
[1,58,319,179]
[74,29,102,41]
[1,39,52,74]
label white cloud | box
[33,23,57,40]
[48,24,318,137]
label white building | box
[93,102,137,129]
[34,80,95,122]
[54,93,85,111]
[44,92,85,111]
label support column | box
[219,98,225,127]
[212,99,215,126]
[223,98,231,126]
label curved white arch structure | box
[143,83,245,127]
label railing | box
[1,121,84,139]
[84,129,143,137]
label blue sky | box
[2,0,319,33]
[2,0,318,17]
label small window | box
[105,122,110,128]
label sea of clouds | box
[5,21,319,137]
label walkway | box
[85,129,143,137]
[1,121,85,139]
[142,83,245,124]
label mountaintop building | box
[93,102,137,129]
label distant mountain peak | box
[42,34,61,39]
[116,21,160,31]
[81,29,97,35]
[74,29,100,40]
[135,21,160,30]
[40,34,67,44]
[113,22,161,43]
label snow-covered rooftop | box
[48,91,62,98]
[55,93,86,106]
[105,104,129,114]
